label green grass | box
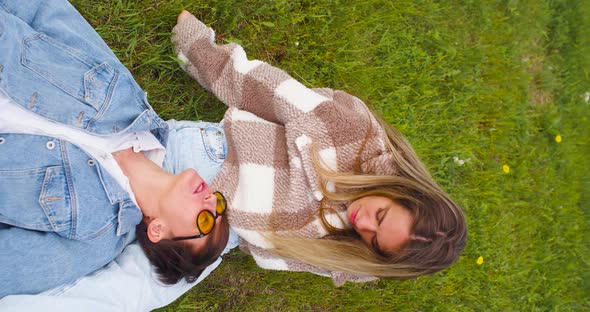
[72,0,589,310]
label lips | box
[350,209,358,225]
[193,182,206,194]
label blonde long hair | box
[268,114,467,279]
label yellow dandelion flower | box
[502,164,510,173]
[555,135,562,143]
[477,256,484,265]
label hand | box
[178,10,192,24]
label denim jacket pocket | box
[39,165,72,235]
[21,32,117,111]
[200,125,226,163]
[0,165,70,235]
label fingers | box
[177,10,192,24]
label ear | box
[146,218,167,243]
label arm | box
[171,11,331,125]
[0,0,118,61]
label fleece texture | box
[172,13,395,285]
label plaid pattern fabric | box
[172,14,392,285]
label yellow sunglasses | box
[172,191,226,241]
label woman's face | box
[346,196,413,255]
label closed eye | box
[377,208,388,226]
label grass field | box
[72,0,589,310]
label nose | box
[201,192,218,214]
[355,215,377,233]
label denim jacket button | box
[87,159,96,166]
[46,141,56,150]
[0,137,5,144]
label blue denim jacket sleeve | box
[0,0,118,62]
[0,222,134,297]
[0,1,168,138]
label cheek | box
[171,209,198,237]
[380,218,413,252]
[354,229,372,247]
[161,190,192,221]
[394,218,413,244]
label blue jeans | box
[163,120,226,181]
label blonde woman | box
[172,11,466,286]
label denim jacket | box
[0,0,169,296]
[0,116,230,309]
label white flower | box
[453,156,471,166]
[583,92,590,103]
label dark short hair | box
[135,214,230,284]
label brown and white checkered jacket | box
[172,14,395,285]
